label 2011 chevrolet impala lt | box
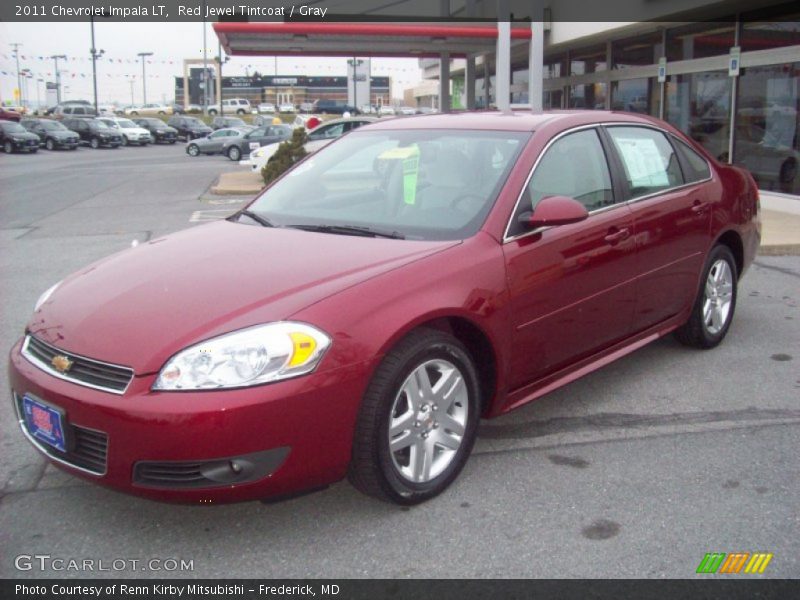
[9,111,760,505]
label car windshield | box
[41,121,67,131]
[148,120,166,128]
[92,121,110,129]
[185,118,204,126]
[118,119,138,128]
[2,122,27,133]
[247,129,529,241]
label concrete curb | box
[210,170,264,196]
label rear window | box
[674,138,711,183]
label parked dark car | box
[211,116,247,130]
[221,124,292,161]
[20,118,80,150]
[313,99,360,115]
[9,111,760,505]
[167,115,213,141]
[0,120,40,153]
[62,117,123,148]
[133,118,178,144]
[0,106,23,122]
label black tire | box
[130,111,138,116]
[236,108,246,115]
[208,109,218,116]
[30,148,38,153]
[675,244,738,349]
[45,138,55,151]
[779,158,797,184]
[69,146,77,151]
[227,145,241,161]
[3,141,12,153]
[121,135,128,146]
[348,328,481,505]
[168,140,176,144]
[90,137,100,149]
[187,143,200,157]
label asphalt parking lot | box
[1,145,798,579]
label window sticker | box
[378,145,420,205]
[614,137,669,187]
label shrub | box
[261,128,308,185]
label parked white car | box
[245,117,377,172]
[124,103,173,116]
[207,98,252,115]
[379,105,396,116]
[257,103,275,114]
[398,106,417,115]
[278,103,297,113]
[96,117,152,145]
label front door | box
[503,127,638,390]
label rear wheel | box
[349,329,480,504]
[675,244,738,349]
[3,141,12,153]
[227,145,242,161]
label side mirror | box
[518,195,589,229]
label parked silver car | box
[185,127,254,157]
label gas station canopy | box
[213,22,531,58]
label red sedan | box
[9,111,760,505]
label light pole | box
[90,13,106,115]
[11,43,23,108]
[49,54,67,104]
[137,52,153,105]
[37,78,43,111]
[129,78,135,106]
[202,0,208,113]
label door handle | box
[604,227,630,244]
[691,200,708,214]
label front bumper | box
[9,338,369,504]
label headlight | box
[152,322,331,391]
[34,281,62,312]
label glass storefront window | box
[611,78,660,116]
[735,62,800,194]
[741,19,800,52]
[570,45,607,75]
[544,89,563,109]
[612,31,665,68]
[569,83,607,109]
[666,22,736,61]
[665,71,732,160]
[545,54,567,79]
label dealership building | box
[214,0,799,196]
[175,71,391,109]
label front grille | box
[135,462,208,487]
[14,392,108,475]
[22,335,134,394]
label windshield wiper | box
[287,224,405,239]
[233,210,275,228]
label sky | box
[0,22,424,107]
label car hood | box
[29,220,458,375]
[12,131,40,140]
[125,127,151,136]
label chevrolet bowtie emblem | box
[51,355,73,373]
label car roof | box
[364,109,659,132]
[320,116,379,125]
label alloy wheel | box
[388,359,468,483]
[702,259,734,335]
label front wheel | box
[187,143,200,157]
[675,244,738,349]
[45,138,55,151]
[90,137,100,149]
[121,135,128,146]
[349,329,480,505]
[3,141,12,153]
[227,146,241,161]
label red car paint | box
[9,111,760,503]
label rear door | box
[602,126,712,332]
[503,127,637,389]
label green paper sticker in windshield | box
[378,145,420,205]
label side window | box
[525,129,614,213]
[673,138,711,183]
[606,126,684,198]
[63,107,73,115]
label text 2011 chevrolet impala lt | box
[9,112,760,505]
